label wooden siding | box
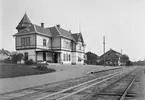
[52,37,61,49]
[16,34,36,50]
[61,38,72,51]
[36,34,51,49]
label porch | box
[36,51,61,63]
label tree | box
[11,53,23,64]
[121,54,129,61]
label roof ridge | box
[33,24,38,33]
[34,24,52,37]
[55,26,62,36]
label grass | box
[0,63,56,78]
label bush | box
[4,58,13,63]
[10,53,23,64]
[36,64,48,70]
[24,59,33,65]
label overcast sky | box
[1,0,145,61]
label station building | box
[13,13,86,65]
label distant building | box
[0,48,11,60]
[98,49,128,66]
[13,13,86,64]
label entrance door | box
[54,53,58,63]
[43,52,46,61]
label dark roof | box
[47,26,61,37]
[15,13,84,43]
[15,24,35,35]
[14,24,51,37]
[72,33,84,43]
[99,49,122,58]
[35,25,51,36]
[0,49,10,56]
[48,26,76,41]
[56,26,74,40]
[16,13,32,30]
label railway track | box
[0,67,121,100]
[30,66,136,100]
[83,66,141,100]
[15,67,135,100]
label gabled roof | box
[56,26,74,40]
[99,49,122,58]
[14,24,51,37]
[16,13,32,30]
[72,33,84,43]
[48,26,76,41]
[0,49,10,56]
[47,26,61,37]
[35,25,51,36]
[15,13,85,43]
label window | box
[63,40,71,49]
[26,37,30,46]
[43,39,46,46]
[66,54,68,61]
[63,54,65,61]
[21,37,30,46]
[79,46,81,50]
[69,54,71,61]
[21,38,25,46]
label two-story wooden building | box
[13,13,86,64]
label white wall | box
[61,51,71,64]
[72,52,76,64]
[36,34,51,49]
[61,38,71,51]
[17,49,36,61]
[76,42,85,52]
[46,52,52,62]
[71,52,85,65]
[37,52,53,61]
[37,52,43,61]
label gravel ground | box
[0,65,119,94]
[0,67,122,100]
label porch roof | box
[35,49,52,52]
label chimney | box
[56,24,60,28]
[41,23,44,28]
[69,30,71,33]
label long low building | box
[13,13,86,65]
[98,49,129,66]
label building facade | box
[13,13,86,64]
[98,49,128,66]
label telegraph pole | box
[103,36,106,68]
[121,49,122,54]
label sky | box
[1,0,145,61]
